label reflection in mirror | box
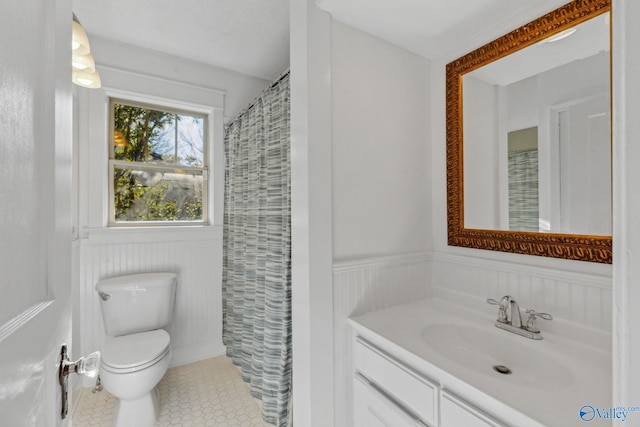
[508,127,538,232]
[463,12,611,235]
[447,0,612,263]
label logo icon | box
[580,405,596,422]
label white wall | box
[88,36,271,122]
[463,76,500,229]
[330,20,432,427]
[331,21,431,261]
[72,38,272,371]
[290,6,432,425]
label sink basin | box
[420,324,574,391]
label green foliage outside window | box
[112,102,205,222]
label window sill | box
[80,224,222,244]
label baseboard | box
[171,341,226,367]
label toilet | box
[96,272,177,427]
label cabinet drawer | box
[354,374,428,427]
[441,390,506,427]
[354,337,438,426]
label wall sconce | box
[72,14,101,89]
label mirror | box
[446,0,612,263]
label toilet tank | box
[96,272,177,336]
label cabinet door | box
[354,337,438,425]
[441,391,505,427]
[354,374,428,427]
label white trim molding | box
[433,252,612,289]
[333,252,433,272]
[99,66,225,109]
[81,225,222,244]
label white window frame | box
[77,66,225,236]
[108,97,210,227]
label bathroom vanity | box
[350,299,611,427]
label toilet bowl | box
[100,330,172,426]
[96,272,177,427]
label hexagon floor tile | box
[72,355,273,426]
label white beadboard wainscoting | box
[77,226,225,372]
[431,253,613,336]
[333,252,433,427]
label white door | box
[0,0,74,425]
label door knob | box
[58,344,101,419]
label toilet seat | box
[102,329,171,374]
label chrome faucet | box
[486,295,520,325]
[487,295,552,340]
[508,297,523,328]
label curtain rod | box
[225,68,290,129]
[269,67,291,89]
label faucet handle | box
[525,309,552,333]
[487,298,508,323]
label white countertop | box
[350,298,612,427]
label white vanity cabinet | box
[440,390,505,427]
[350,299,611,427]
[354,374,428,427]
[353,337,438,426]
[353,337,506,427]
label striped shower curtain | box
[508,149,539,231]
[222,72,291,427]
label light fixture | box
[543,27,578,44]
[72,52,96,72]
[72,14,101,88]
[72,20,90,55]
[113,130,128,148]
[72,70,101,89]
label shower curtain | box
[508,149,539,231]
[222,71,291,427]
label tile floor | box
[72,355,272,427]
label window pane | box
[113,103,205,167]
[153,114,205,167]
[114,164,203,222]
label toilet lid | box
[102,329,170,372]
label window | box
[109,99,208,225]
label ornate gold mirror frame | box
[446,0,612,263]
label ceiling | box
[73,0,570,82]
[470,12,610,86]
[316,0,570,59]
[72,0,290,81]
